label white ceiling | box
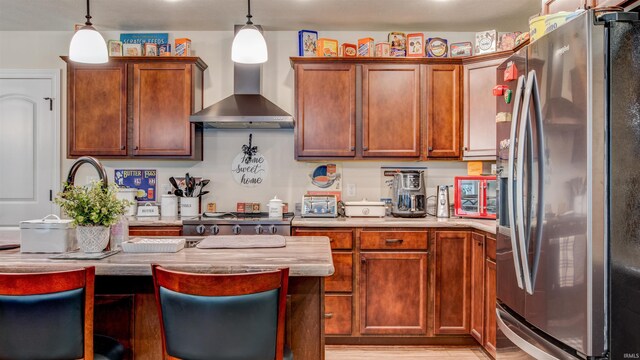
[0,0,540,32]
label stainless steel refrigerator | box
[495,9,640,360]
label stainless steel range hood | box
[190,26,294,129]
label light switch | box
[346,183,357,197]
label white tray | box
[121,238,185,253]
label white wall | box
[0,29,480,214]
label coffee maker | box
[391,170,427,218]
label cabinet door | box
[542,0,590,14]
[67,63,127,157]
[132,63,193,156]
[359,252,427,335]
[295,64,356,158]
[425,65,462,159]
[325,295,353,336]
[470,232,485,344]
[434,230,471,334]
[463,59,503,159]
[485,258,497,357]
[362,64,421,158]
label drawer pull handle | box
[385,239,404,244]
[329,239,334,242]
[324,313,334,319]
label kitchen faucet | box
[65,156,109,188]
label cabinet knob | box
[363,146,369,151]
[350,146,355,151]
[120,146,125,150]
[464,147,468,151]
[361,257,366,265]
[428,147,433,152]
[134,146,139,150]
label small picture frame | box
[144,43,158,56]
[406,33,424,57]
[123,43,142,56]
[108,40,122,56]
[298,30,318,57]
[450,42,473,57]
[475,30,497,55]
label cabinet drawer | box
[326,252,353,293]
[325,295,352,336]
[360,230,428,250]
[486,235,496,261]
[292,228,353,250]
[129,226,182,236]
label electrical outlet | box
[346,183,357,197]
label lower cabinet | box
[433,230,471,335]
[359,252,428,335]
[470,232,486,343]
[485,235,497,357]
[325,295,353,335]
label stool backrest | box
[0,267,95,360]
[152,265,289,360]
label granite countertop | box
[292,216,497,234]
[0,236,334,277]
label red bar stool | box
[152,265,293,360]
[0,267,124,360]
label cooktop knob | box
[232,225,242,235]
[269,225,278,234]
[195,224,206,235]
[210,225,220,235]
[255,225,264,234]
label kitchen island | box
[0,236,334,360]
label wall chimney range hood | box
[190,25,294,129]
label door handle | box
[324,313,334,319]
[507,75,526,290]
[496,307,561,360]
[385,239,404,244]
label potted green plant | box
[55,181,129,252]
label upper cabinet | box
[362,64,421,158]
[463,58,506,160]
[424,64,462,159]
[295,64,356,157]
[63,56,207,160]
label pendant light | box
[69,0,108,64]
[231,0,268,64]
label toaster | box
[301,195,338,218]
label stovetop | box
[183,212,294,225]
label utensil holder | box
[180,197,199,217]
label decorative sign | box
[114,169,157,201]
[308,164,341,190]
[231,152,268,187]
[119,33,168,45]
[231,134,268,187]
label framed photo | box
[475,30,497,55]
[427,37,448,58]
[298,30,318,57]
[406,33,424,57]
[108,40,122,56]
[450,42,473,57]
[144,43,157,56]
[123,43,142,56]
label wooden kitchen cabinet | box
[362,64,421,158]
[424,65,463,159]
[294,64,356,158]
[433,230,471,335]
[470,232,486,344]
[132,62,193,156]
[63,56,206,159]
[67,63,127,157]
[463,58,505,159]
[325,295,353,335]
[485,258,497,357]
[129,226,182,237]
[359,251,428,335]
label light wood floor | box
[325,345,491,359]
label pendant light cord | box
[85,0,93,26]
[245,0,253,25]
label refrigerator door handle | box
[507,74,527,290]
[496,307,573,360]
[516,73,533,294]
[530,70,545,292]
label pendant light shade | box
[231,0,268,64]
[69,0,108,64]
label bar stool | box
[152,265,293,360]
[0,267,124,360]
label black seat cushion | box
[159,287,279,360]
[0,288,84,360]
[94,334,125,360]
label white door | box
[0,71,59,226]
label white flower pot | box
[76,225,110,253]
